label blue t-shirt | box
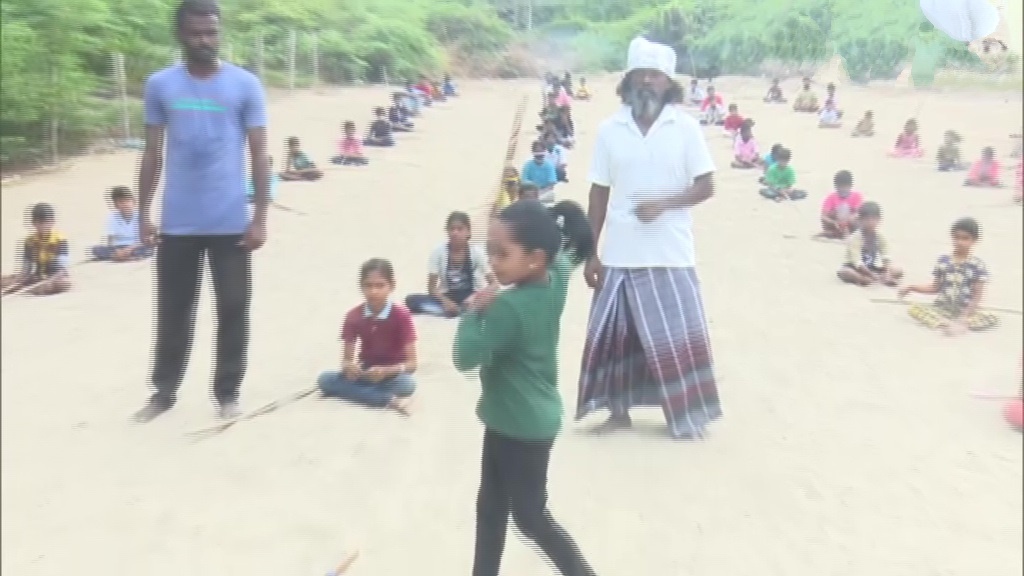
[521,158,558,189]
[144,63,267,235]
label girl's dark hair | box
[531,140,545,153]
[775,147,792,162]
[343,120,355,130]
[374,107,385,115]
[446,211,470,229]
[728,103,738,110]
[616,71,684,104]
[360,258,395,284]
[858,201,881,218]
[287,136,299,146]
[827,82,836,90]
[982,146,995,156]
[175,0,220,30]
[110,186,134,201]
[497,200,595,264]
[905,118,918,130]
[951,217,980,240]
[30,202,55,223]
[833,170,853,187]
[770,143,783,154]
[865,110,874,117]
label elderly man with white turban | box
[575,37,723,440]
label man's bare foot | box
[388,397,413,416]
[589,414,632,434]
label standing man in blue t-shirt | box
[134,0,270,423]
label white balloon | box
[920,0,1001,42]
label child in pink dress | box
[963,147,1002,187]
[730,122,763,169]
[331,121,369,166]
[888,119,924,158]
[819,170,864,238]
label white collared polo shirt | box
[588,104,715,268]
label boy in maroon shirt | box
[317,259,418,415]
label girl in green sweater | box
[453,199,598,576]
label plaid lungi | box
[575,267,722,438]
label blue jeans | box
[317,370,416,407]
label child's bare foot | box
[388,397,413,416]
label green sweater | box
[453,253,574,440]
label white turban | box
[626,36,677,77]
[920,0,1001,42]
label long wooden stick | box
[326,551,360,575]
[491,95,529,215]
[185,385,319,440]
[869,298,1023,316]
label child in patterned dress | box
[898,217,998,335]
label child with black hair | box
[792,77,818,112]
[836,201,903,286]
[722,103,745,137]
[542,131,569,183]
[899,217,998,335]
[521,141,559,203]
[574,77,590,100]
[963,146,1003,187]
[851,111,874,137]
[763,78,786,103]
[819,170,864,238]
[388,94,415,132]
[91,186,152,261]
[936,130,965,171]
[731,120,762,169]
[364,108,395,147]
[405,212,493,317]
[759,147,807,200]
[331,121,369,166]
[889,119,924,158]
[1,203,72,296]
[454,199,598,576]
[517,182,540,201]
[317,258,417,415]
[281,136,323,181]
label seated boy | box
[521,141,558,205]
[818,100,842,128]
[963,146,1003,187]
[388,95,414,132]
[819,170,864,239]
[722,104,745,137]
[687,79,706,106]
[442,74,458,97]
[542,131,569,183]
[837,201,902,286]
[936,131,965,171]
[759,148,807,200]
[364,108,395,147]
[280,136,323,181]
[91,186,152,261]
[763,79,786,103]
[575,77,591,100]
[792,77,819,112]
[1,203,72,296]
[851,111,874,137]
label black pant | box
[150,234,251,407]
[473,429,595,576]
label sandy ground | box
[1,75,1022,576]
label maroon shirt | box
[341,302,416,367]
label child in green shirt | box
[453,199,598,576]
[759,147,807,201]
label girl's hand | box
[467,284,500,313]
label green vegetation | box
[1,0,1016,168]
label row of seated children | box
[1,203,72,296]
[537,93,576,148]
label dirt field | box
[2,75,1021,575]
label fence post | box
[311,32,320,87]
[288,29,297,90]
[255,33,265,80]
[113,53,131,142]
[382,66,390,88]
[49,66,59,166]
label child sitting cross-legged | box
[1,203,72,296]
[819,170,864,239]
[818,99,842,128]
[759,147,807,200]
[405,211,493,317]
[722,103,745,138]
[963,146,1003,187]
[331,121,369,166]
[836,201,902,286]
[281,136,324,181]
[851,110,874,137]
[898,217,998,335]
[936,130,966,171]
[888,119,924,158]
[91,186,152,261]
[364,107,395,147]
[763,78,786,103]
[731,121,763,169]
[316,258,416,415]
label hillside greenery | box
[0,0,1011,168]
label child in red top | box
[963,146,1002,187]
[330,121,369,166]
[818,170,865,238]
[699,86,726,125]
[317,258,418,415]
[722,103,744,137]
[888,119,924,158]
